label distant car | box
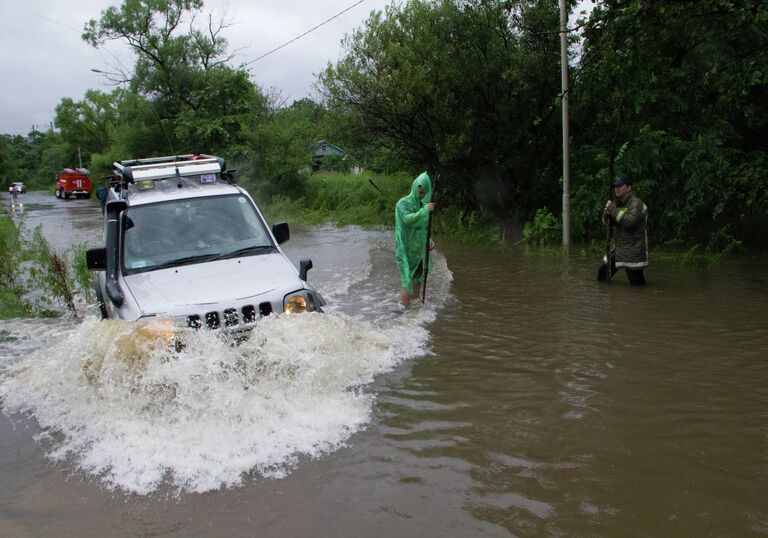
[9,182,26,193]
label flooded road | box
[1,191,767,536]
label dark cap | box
[613,175,633,187]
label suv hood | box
[123,253,302,315]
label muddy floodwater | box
[2,191,767,536]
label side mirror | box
[299,258,313,281]
[86,247,107,270]
[272,221,290,244]
[221,170,237,184]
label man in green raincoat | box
[395,172,435,307]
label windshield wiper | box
[213,245,275,260]
[150,253,223,271]
[140,246,274,272]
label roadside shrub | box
[316,153,349,173]
[27,227,79,318]
[260,171,504,245]
[0,213,33,317]
[0,213,21,290]
[521,208,561,246]
[72,245,95,304]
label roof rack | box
[113,154,227,184]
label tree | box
[83,0,267,154]
[240,99,330,200]
[174,66,267,155]
[54,89,122,166]
[319,0,565,224]
[572,0,768,247]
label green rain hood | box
[395,172,432,293]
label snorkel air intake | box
[105,199,127,306]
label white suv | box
[86,154,324,330]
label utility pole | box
[560,0,571,248]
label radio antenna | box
[152,104,176,156]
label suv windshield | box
[122,194,274,273]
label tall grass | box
[261,171,503,245]
[0,209,92,319]
[0,212,33,318]
[27,228,79,318]
[262,171,406,226]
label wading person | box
[395,171,435,307]
[96,183,108,214]
[9,183,20,207]
[598,175,649,285]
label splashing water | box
[0,310,439,495]
[0,225,452,494]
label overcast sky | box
[0,0,592,136]
[0,0,393,135]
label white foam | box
[0,225,455,495]
[0,312,431,494]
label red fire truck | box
[55,167,92,199]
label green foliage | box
[83,0,207,104]
[290,171,405,226]
[705,224,745,257]
[26,228,79,318]
[0,213,33,318]
[262,172,402,225]
[94,93,171,172]
[680,238,744,269]
[0,214,53,318]
[240,99,329,201]
[54,89,122,168]
[573,0,768,247]
[0,289,30,319]
[260,171,502,245]
[84,0,267,158]
[0,213,22,291]
[317,153,349,173]
[0,130,65,191]
[521,207,561,246]
[430,205,502,245]
[72,245,96,304]
[2,0,766,255]
[319,0,564,221]
[174,67,266,155]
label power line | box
[37,14,130,74]
[241,0,367,68]
[37,14,81,32]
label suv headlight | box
[284,293,308,315]
[135,318,184,351]
[136,318,177,342]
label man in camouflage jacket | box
[597,175,648,285]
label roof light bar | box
[113,154,226,184]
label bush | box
[27,228,79,318]
[0,212,93,319]
[0,213,21,291]
[258,171,504,245]
[316,153,349,173]
[521,208,561,246]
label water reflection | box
[1,196,767,535]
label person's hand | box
[604,200,614,213]
[427,202,435,212]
